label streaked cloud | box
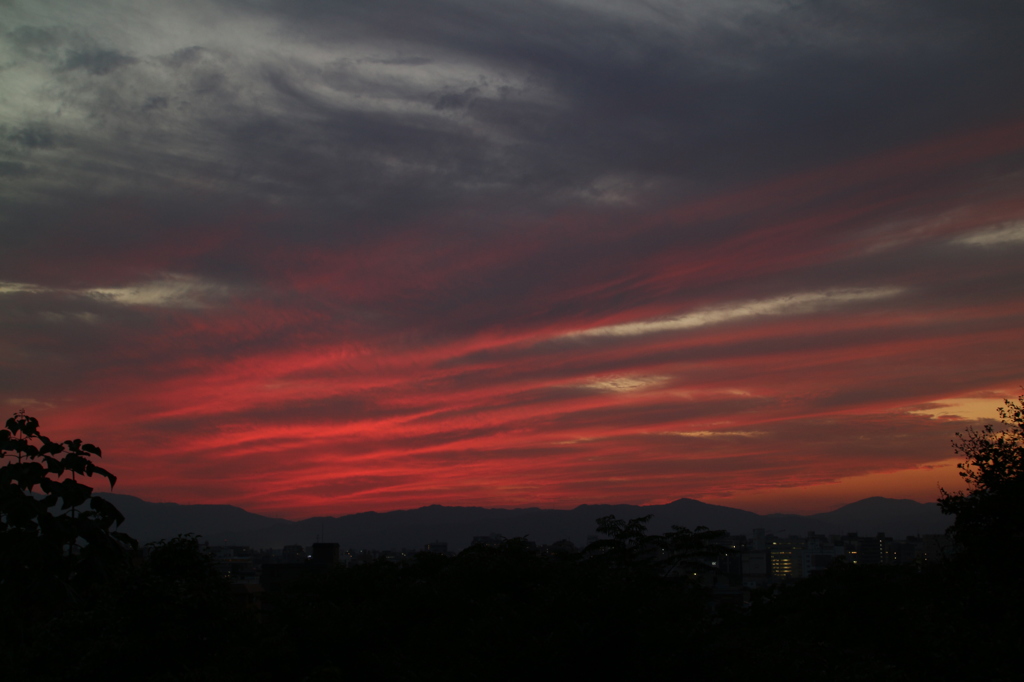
[85,274,233,308]
[660,431,766,438]
[568,288,904,338]
[908,396,1015,422]
[579,375,669,392]
[953,220,1024,247]
[0,274,232,309]
[0,282,49,295]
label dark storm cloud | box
[3,0,1021,222]
[6,124,57,149]
[60,48,136,75]
[239,0,1024,191]
[4,24,62,56]
[0,161,27,176]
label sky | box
[2,0,1023,520]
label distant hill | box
[97,493,949,551]
[97,494,291,544]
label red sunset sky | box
[2,1,1023,519]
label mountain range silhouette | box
[97,494,949,551]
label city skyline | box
[2,1,1023,519]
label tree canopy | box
[938,395,1024,558]
[0,411,135,614]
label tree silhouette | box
[939,395,1024,559]
[584,514,729,577]
[0,411,135,616]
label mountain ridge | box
[96,493,948,551]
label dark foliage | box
[939,395,1024,561]
[584,513,731,577]
[0,411,135,619]
[709,559,1021,681]
[4,409,1023,681]
[0,415,254,680]
[264,535,717,681]
[7,533,260,681]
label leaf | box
[89,495,126,527]
[54,479,94,510]
[42,455,65,475]
[40,441,63,456]
[61,451,89,475]
[111,530,138,549]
